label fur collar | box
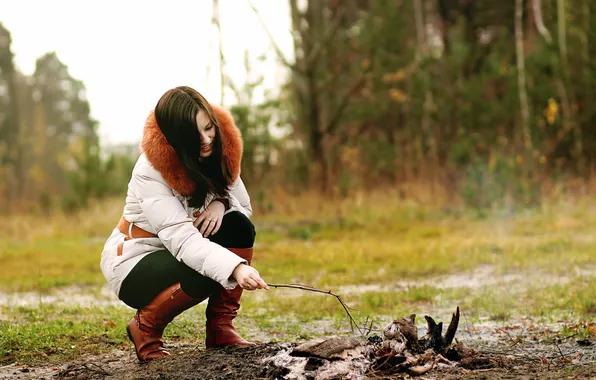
[141,104,243,196]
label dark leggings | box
[119,211,256,309]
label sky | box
[1,0,294,146]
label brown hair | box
[154,86,233,207]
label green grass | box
[0,238,106,291]
[0,305,130,364]
[1,195,596,364]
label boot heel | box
[127,324,148,364]
[126,283,207,362]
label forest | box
[1,0,594,213]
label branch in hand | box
[267,283,365,336]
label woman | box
[100,86,268,363]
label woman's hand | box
[193,200,226,237]
[232,263,269,291]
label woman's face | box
[196,109,216,158]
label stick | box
[267,283,365,336]
[553,340,565,360]
[462,311,475,339]
[58,363,111,377]
[496,327,521,347]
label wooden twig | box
[58,363,111,378]
[267,283,365,336]
[362,316,376,337]
[553,340,566,360]
[462,311,475,339]
[496,327,521,347]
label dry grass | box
[1,188,596,364]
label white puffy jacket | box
[100,105,252,297]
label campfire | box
[263,307,491,378]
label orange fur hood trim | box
[140,105,243,196]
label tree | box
[251,0,368,191]
[0,22,23,207]
[32,52,100,207]
[226,51,284,187]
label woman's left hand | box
[193,200,226,237]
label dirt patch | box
[0,349,135,380]
[0,344,283,380]
[0,286,123,309]
[336,264,596,296]
[2,337,594,380]
[2,265,594,309]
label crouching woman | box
[100,86,268,363]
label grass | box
[1,192,596,365]
[0,305,130,364]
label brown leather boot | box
[126,282,206,362]
[205,247,256,349]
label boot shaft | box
[206,247,253,321]
[205,247,255,348]
[139,283,206,330]
[227,247,253,264]
[129,282,207,362]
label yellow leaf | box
[388,89,407,103]
[544,98,559,125]
[382,70,406,83]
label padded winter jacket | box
[100,105,252,297]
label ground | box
[2,339,595,380]
[1,195,596,379]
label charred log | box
[265,307,474,378]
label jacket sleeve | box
[133,163,246,289]
[226,176,253,218]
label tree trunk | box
[531,0,552,43]
[515,0,532,157]
[556,0,584,174]
[6,53,22,205]
[212,0,225,105]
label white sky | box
[1,0,294,146]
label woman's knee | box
[212,211,255,248]
[180,273,217,299]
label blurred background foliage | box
[0,0,594,214]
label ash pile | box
[263,307,493,379]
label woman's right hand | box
[232,264,269,291]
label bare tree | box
[212,0,225,105]
[515,0,532,154]
[531,0,552,43]
[414,0,439,189]
[249,0,367,191]
[556,0,583,173]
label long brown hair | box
[154,86,233,208]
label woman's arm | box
[133,162,246,289]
